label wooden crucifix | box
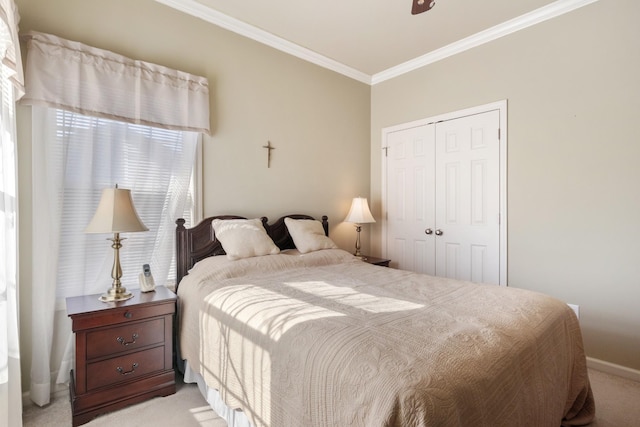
[262,141,275,168]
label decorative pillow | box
[212,218,280,260]
[284,217,337,254]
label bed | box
[175,214,595,427]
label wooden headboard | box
[175,214,329,287]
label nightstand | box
[66,286,177,427]
[360,255,391,267]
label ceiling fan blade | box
[412,0,435,15]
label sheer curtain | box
[0,0,24,425]
[21,31,209,406]
[31,109,199,398]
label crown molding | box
[156,0,598,86]
[371,0,599,84]
[154,0,372,84]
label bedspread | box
[178,249,594,427]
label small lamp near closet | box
[85,185,148,302]
[344,197,376,258]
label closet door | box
[384,109,501,284]
[385,124,435,274]
[434,110,500,284]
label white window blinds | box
[32,107,199,298]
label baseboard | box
[587,357,640,382]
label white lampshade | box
[344,197,376,225]
[85,187,148,233]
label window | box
[33,107,199,299]
[23,31,210,405]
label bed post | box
[175,218,187,288]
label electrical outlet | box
[567,303,580,319]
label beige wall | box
[16,0,371,389]
[371,0,640,370]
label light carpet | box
[22,368,640,426]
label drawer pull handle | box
[116,362,139,376]
[116,333,139,346]
[124,311,133,319]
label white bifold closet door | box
[385,110,501,284]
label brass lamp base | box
[99,232,134,302]
[353,224,363,257]
[99,285,133,302]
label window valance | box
[20,31,210,134]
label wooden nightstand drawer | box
[86,345,166,391]
[86,318,165,359]
[71,303,174,331]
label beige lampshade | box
[85,187,148,233]
[344,197,376,224]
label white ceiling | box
[155,0,597,84]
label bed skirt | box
[182,360,253,427]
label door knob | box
[425,228,433,235]
[435,229,443,236]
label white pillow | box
[212,218,280,260]
[284,217,337,254]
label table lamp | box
[344,197,376,257]
[85,185,148,302]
